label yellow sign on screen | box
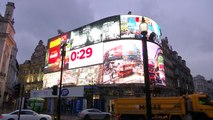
[50,38,60,48]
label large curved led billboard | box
[43,39,165,88]
[44,15,165,88]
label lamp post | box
[57,43,67,120]
[139,17,152,120]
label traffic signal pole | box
[57,43,66,120]
[52,85,58,95]
[18,84,24,120]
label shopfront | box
[30,86,85,115]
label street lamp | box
[57,43,67,120]
[139,17,152,120]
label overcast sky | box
[1,0,212,79]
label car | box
[0,109,52,120]
[78,108,111,120]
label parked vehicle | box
[0,109,52,120]
[78,108,111,120]
[114,93,213,120]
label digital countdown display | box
[68,43,103,69]
[43,39,166,88]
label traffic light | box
[13,83,21,98]
[149,32,156,42]
[52,85,58,95]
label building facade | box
[161,37,194,96]
[193,75,213,98]
[206,79,213,98]
[193,75,207,92]
[17,15,194,114]
[19,40,46,98]
[4,43,19,110]
[30,15,193,114]
[0,2,16,107]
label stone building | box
[19,40,46,98]
[193,75,213,98]
[206,79,213,98]
[193,75,206,93]
[161,37,194,95]
[0,2,16,107]
[4,43,19,109]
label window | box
[21,111,34,115]
[88,109,101,112]
[198,97,212,105]
[11,111,18,115]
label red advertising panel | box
[48,46,60,64]
[44,32,71,73]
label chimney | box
[4,2,15,21]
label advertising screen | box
[68,43,104,69]
[103,40,165,86]
[43,69,78,88]
[44,32,71,73]
[120,15,162,43]
[45,15,163,73]
[43,65,103,88]
[70,15,120,50]
[43,39,166,88]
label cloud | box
[1,0,212,79]
[11,0,95,63]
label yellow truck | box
[114,94,213,120]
